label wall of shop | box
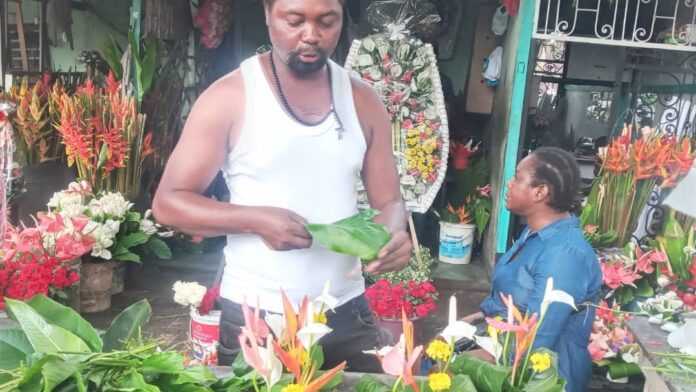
[481,10,525,273]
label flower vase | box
[110,262,127,295]
[79,258,116,313]
[376,316,424,375]
[376,316,425,346]
[63,258,82,312]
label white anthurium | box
[297,302,333,349]
[440,296,477,344]
[259,336,283,389]
[265,313,285,339]
[667,319,696,355]
[313,281,338,313]
[474,336,502,362]
[541,277,577,319]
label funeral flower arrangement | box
[47,181,171,262]
[346,33,448,213]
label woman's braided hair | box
[529,147,581,213]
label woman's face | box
[505,156,542,214]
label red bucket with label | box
[190,308,221,365]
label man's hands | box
[364,229,412,274]
[253,207,312,251]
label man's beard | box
[286,48,328,75]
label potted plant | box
[437,187,491,265]
[47,181,172,312]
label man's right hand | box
[252,207,313,251]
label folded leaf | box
[450,354,510,392]
[607,361,642,380]
[306,209,391,262]
[27,295,102,353]
[5,298,91,355]
[0,329,33,369]
[102,299,151,352]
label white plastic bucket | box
[438,222,476,264]
[190,308,221,365]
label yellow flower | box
[289,347,310,367]
[487,316,503,338]
[313,311,327,324]
[530,352,552,373]
[426,340,452,362]
[281,384,305,392]
[428,372,452,391]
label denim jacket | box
[480,216,602,392]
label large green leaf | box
[41,357,78,392]
[635,278,654,298]
[112,250,141,263]
[172,365,217,385]
[99,36,124,80]
[306,209,391,262]
[140,38,158,99]
[0,328,33,369]
[5,299,90,355]
[309,345,325,370]
[27,296,102,353]
[147,236,173,260]
[119,232,150,250]
[450,354,510,392]
[354,375,390,392]
[113,369,159,392]
[141,352,185,375]
[102,299,151,352]
[451,374,477,392]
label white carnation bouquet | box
[47,181,172,262]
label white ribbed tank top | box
[220,55,367,313]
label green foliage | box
[307,209,392,262]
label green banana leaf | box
[306,209,391,262]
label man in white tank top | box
[153,0,411,372]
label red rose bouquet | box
[366,278,438,319]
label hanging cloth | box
[491,6,509,36]
[482,46,504,87]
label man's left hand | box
[364,230,412,274]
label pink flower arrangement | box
[588,301,635,362]
[0,212,93,309]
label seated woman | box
[464,147,602,392]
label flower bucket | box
[190,308,221,366]
[376,317,424,375]
[110,262,127,295]
[376,317,424,346]
[438,222,475,264]
[79,259,115,313]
